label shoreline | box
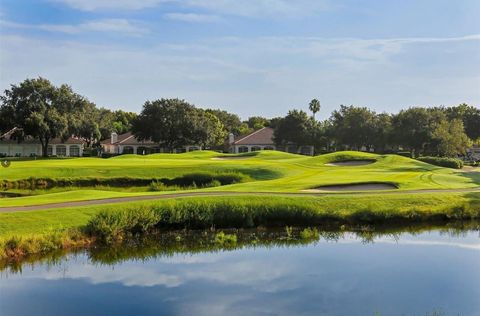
[1,193,479,262]
[2,220,479,272]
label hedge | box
[417,156,463,169]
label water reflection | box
[1,224,479,316]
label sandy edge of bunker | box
[325,160,376,166]
[303,183,398,192]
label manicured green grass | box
[2,191,480,259]
[1,150,479,258]
[1,151,479,208]
[1,192,479,237]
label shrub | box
[85,208,160,243]
[163,172,250,187]
[417,156,464,169]
[149,181,169,192]
[205,180,222,188]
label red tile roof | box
[233,127,274,145]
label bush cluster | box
[0,172,251,190]
[417,156,464,169]
[85,207,160,243]
[83,197,480,245]
[0,229,87,259]
[162,172,250,187]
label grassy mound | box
[0,150,479,206]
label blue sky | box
[0,0,479,119]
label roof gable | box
[100,132,155,145]
[233,127,274,145]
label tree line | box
[0,77,478,157]
[273,103,479,157]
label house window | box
[264,146,274,150]
[47,146,53,156]
[238,146,249,153]
[123,146,134,154]
[70,145,80,157]
[56,145,67,156]
[251,146,262,151]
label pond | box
[1,225,479,316]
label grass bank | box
[0,171,253,190]
[1,192,479,260]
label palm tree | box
[309,99,320,120]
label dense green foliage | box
[86,207,160,243]
[273,109,316,147]
[309,99,321,120]
[0,77,138,150]
[2,78,478,159]
[132,98,227,151]
[1,78,73,156]
[417,156,464,169]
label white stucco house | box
[228,127,314,155]
[101,132,201,154]
[0,128,84,157]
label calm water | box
[1,228,479,316]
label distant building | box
[100,132,201,154]
[466,145,480,160]
[228,127,314,155]
[0,127,84,157]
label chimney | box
[228,133,235,145]
[111,132,118,144]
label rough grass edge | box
[1,195,479,261]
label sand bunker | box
[304,182,397,192]
[325,160,375,166]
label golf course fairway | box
[1,150,479,259]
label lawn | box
[1,192,479,237]
[1,151,479,208]
[1,150,479,259]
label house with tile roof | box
[228,127,314,155]
[100,132,201,154]
[0,127,84,157]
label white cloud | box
[1,34,479,118]
[51,0,168,11]
[52,0,334,18]
[183,0,334,18]
[164,13,223,23]
[0,19,148,36]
